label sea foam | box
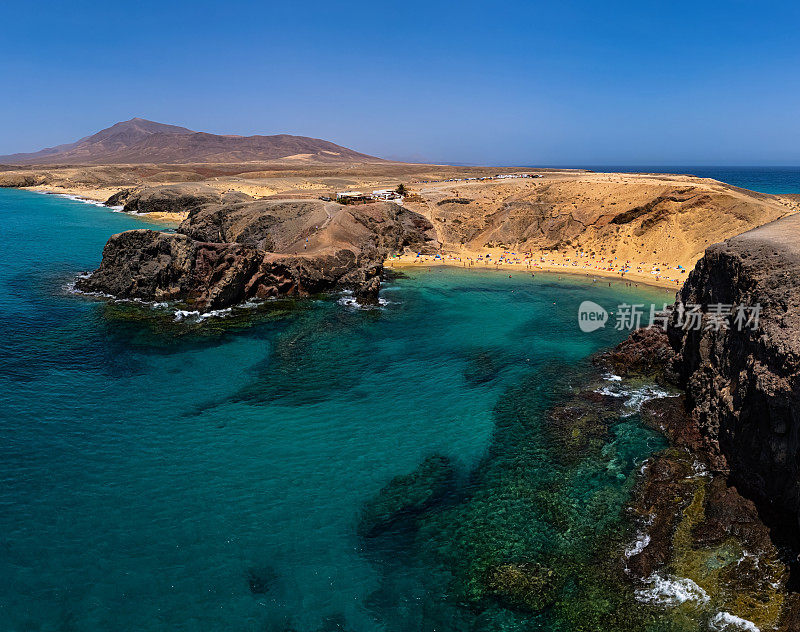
[594,382,678,416]
[337,290,391,310]
[709,612,760,631]
[634,573,709,606]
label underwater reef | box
[357,328,800,631]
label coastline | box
[25,184,113,203]
[3,178,799,629]
[389,252,684,291]
[24,186,185,225]
[18,172,796,292]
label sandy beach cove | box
[390,248,686,290]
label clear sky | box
[2,0,798,165]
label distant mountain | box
[0,118,383,165]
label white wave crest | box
[173,307,233,322]
[337,291,391,310]
[594,382,678,416]
[624,532,651,559]
[709,612,759,631]
[51,192,109,207]
[634,573,709,606]
[691,459,710,479]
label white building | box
[371,189,403,202]
[336,191,365,200]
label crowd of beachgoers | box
[390,249,687,288]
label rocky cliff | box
[77,188,438,308]
[667,213,800,532]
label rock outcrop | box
[77,191,438,308]
[105,183,244,214]
[600,328,799,630]
[666,214,800,531]
[0,171,49,187]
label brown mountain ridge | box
[0,118,383,165]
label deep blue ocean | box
[0,180,767,630]
[584,166,800,194]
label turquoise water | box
[584,166,800,194]
[0,189,674,630]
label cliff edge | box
[668,213,800,531]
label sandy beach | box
[389,247,687,290]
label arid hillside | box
[0,118,382,165]
[404,172,795,270]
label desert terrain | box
[2,161,796,289]
[1,118,797,291]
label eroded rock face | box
[599,327,680,384]
[601,326,799,630]
[666,214,800,531]
[0,172,48,187]
[78,195,438,308]
[107,183,228,214]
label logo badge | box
[578,301,608,332]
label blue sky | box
[2,0,798,165]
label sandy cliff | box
[400,172,793,285]
[70,170,797,306]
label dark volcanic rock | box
[104,188,134,207]
[666,214,800,532]
[609,214,800,629]
[625,447,792,631]
[77,196,439,310]
[596,327,680,385]
[75,229,262,308]
[625,450,697,579]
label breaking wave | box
[709,612,760,631]
[595,382,678,416]
[634,573,709,606]
[337,290,392,310]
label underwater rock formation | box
[246,565,278,595]
[483,562,560,612]
[358,455,456,538]
[358,361,671,630]
[359,325,800,630]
